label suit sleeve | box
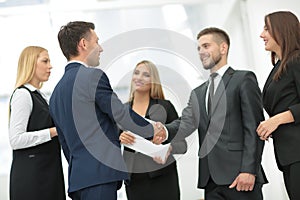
[56,125,70,162]
[92,70,154,138]
[239,72,265,174]
[166,90,200,143]
[288,59,300,124]
[164,100,187,154]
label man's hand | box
[119,131,135,145]
[229,173,256,191]
[153,145,172,164]
[152,122,166,144]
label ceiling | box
[0,0,220,10]
[0,0,49,7]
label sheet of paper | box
[123,132,170,161]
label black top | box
[10,86,66,200]
[262,58,300,167]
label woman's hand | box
[119,131,135,145]
[49,127,57,138]
[257,110,294,140]
[257,118,279,140]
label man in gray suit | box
[166,27,268,200]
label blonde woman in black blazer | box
[257,11,300,199]
[119,60,187,200]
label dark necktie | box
[207,72,218,116]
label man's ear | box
[220,42,228,55]
[78,38,87,50]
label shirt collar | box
[24,83,39,92]
[68,60,89,68]
[214,64,230,77]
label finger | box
[262,130,270,139]
[249,184,254,191]
[152,136,163,144]
[256,123,263,132]
[259,136,267,141]
[153,156,163,164]
[236,183,243,191]
[156,122,164,130]
[157,129,166,140]
[244,186,250,192]
[229,179,237,189]
[120,135,135,145]
[124,132,135,139]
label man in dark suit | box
[49,21,166,200]
[166,27,268,199]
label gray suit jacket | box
[166,67,268,188]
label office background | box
[0,0,299,199]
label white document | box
[123,132,170,161]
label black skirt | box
[10,137,66,200]
[125,162,180,200]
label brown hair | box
[58,21,95,60]
[197,27,230,55]
[264,11,300,80]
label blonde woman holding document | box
[119,60,187,200]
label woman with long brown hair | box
[257,11,300,199]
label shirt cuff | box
[163,125,169,142]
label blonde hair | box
[129,60,165,101]
[15,46,47,89]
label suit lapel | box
[200,82,210,123]
[211,67,234,115]
[262,61,280,98]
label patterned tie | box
[207,72,218,116]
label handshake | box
[119,121,167,145]
[152,121,167,144]
[119,121,171,164]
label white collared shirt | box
[67,60,89,68]
[9,83,51,150]
[205,65,231,113]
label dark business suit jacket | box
[49,62,154,194]
[167,67,267,188]
[263,58,300,168]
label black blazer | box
[167,67,268,188]
[263,58,300,167]
[123,98,187,177]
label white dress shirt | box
[9,83,51,150]
[206,64,231,113]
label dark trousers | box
[70,182,118,200]
[282,161,300,200]
[204,177,263,200]
[125,167,180,200]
